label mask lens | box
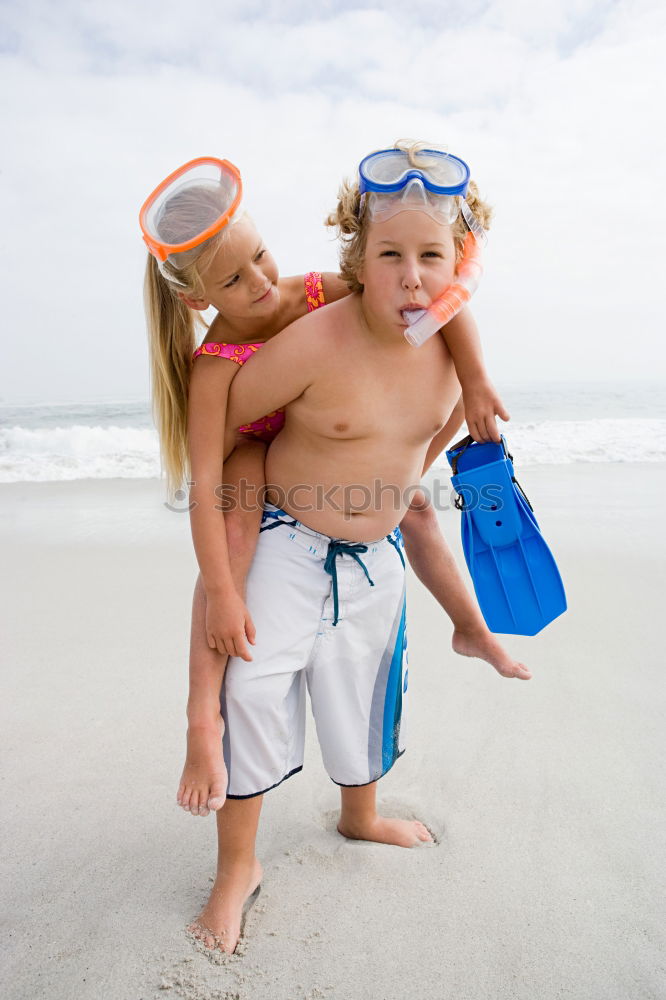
[360,148,470,196]
[367,152,411,186]
[140,158,242,260]
[420,153,466,189]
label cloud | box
[0,0,664,401]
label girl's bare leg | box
[337,782,432,848]
[188,795,264,954]
[400,493,532,680]
[177,575,229,816]
[177,440,267,816]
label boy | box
[189,144,530,954]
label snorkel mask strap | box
[460,198,487,246]
[156,257,188,288]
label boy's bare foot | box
[452,626,532,680]
[177,720,228,816]
[187,858,263,955]
[337,815,433,848]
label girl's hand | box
[462,381,510,443]
[205,588,256,662]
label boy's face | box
[182,216,280,319]
[357,210,457,332]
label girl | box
[139,150,527,825]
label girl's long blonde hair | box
[142,184,242,493]
[144,255,202,494]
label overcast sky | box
[1,0,664,404]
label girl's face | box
[189,216,279,319]
[357,210,457,333]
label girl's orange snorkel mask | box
[139,157,243,264]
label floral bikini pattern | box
[304,271,325,313]
[192,342,262,365]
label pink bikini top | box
[192,271,326,442]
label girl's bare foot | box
[177,720,228,816]
[187,858,263,954]
[337,814,433,848]
[452,626,532,680]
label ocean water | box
[1,383,665,483]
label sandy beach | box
[2,464,665,1000]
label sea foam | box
[0,424,161,482]
[432,418,666,469]
[1,417,665,483]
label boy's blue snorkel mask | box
[358,146,487,347]
[358,147,485,243]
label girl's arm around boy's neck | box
[320,272,352,304]
[440,306,489,387]
[439,307,509,443]
[421,395,465,477]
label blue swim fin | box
[445,435,567,636]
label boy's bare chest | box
[291,342,457,445]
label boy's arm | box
[439,307,509,443]
[223,316,321,456]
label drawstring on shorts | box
[324,540,375,626]
[259,509,406,627]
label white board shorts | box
[222,504,409,798]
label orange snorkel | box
[403,230,483,347]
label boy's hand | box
[462,381,510,443]
[205,589,256,661]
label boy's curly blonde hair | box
[325,140,493,293]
